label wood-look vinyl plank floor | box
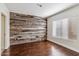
[2,41,79,56]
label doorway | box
[1,14,6,53]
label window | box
[52,18,69,39]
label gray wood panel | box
[10,12,46,45]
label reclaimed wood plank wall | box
[10,12,47,45]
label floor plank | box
[2,41,79,56]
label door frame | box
[1,13,6,53]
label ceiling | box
[5,3,76,18]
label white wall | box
[47,5,79,52]
[0,3,10,55]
